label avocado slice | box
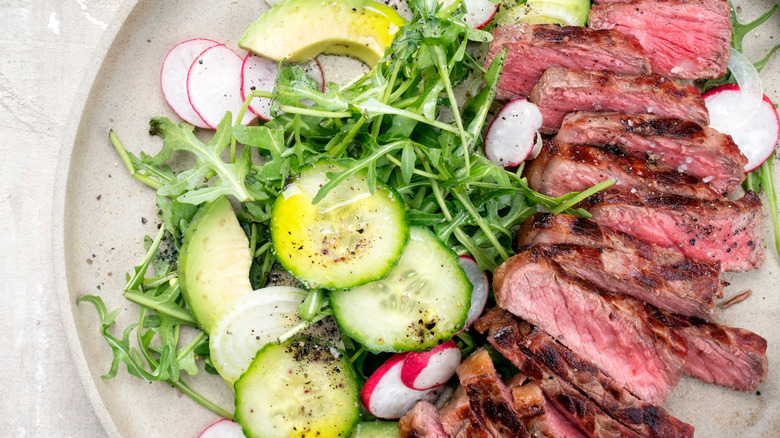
[238,0,406,67]
[178,196,253,335]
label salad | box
[75,0,780,436]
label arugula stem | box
[125,228,166,292]
[170,379,234,420]
[110,130,164,190]
[176,332,207,363]
[328,116,366,156]
[277,105,351,118]
[433,46,470,174]
[385,154,441,179]
[758,156,780,261]
[123,290,196,325]
[452,187,509,261]
[276,310,332,344]
[550,179,617,214]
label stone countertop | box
[1,1,121,436]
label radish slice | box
[160,38,219,129]
[484,98,543,167]
[708,48,764,132]
[187,44,256,129]
[198,419,245,438]
[455,0,499,29]
[240,54,325,121]
[459,255,489,329]
[704,84,780,171]
[361,353,444,419]
[400,341,461,390]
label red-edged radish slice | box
[187,44,256,129]
[198,419,245,438]
[484,98,543,167]
[240,54,325,121]
[160,38,219,128]
[448,0,498,29]
[704,84,780,172]
[361,353,444,419]
[459,255,489,329]
[400,341,461,390]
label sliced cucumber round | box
[350,421,400,437]
[497,0,591,27]
[330,227,472,353]
[270,161,409,290]
[209,286,341,386]
[178,196,253,335]
[234,336,360,438]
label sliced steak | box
[509,379,590,438]
[477,308,696,438]
[439,385,492,438]
[556,112,747,196]
[520,243,719,321]
[456,348,529,437]
[529,68,709,133]
[652,310,768,391]
[398,401,449,438]
[485,23,651,100]
[580,188,766,272]
[493,248,687,405]
[589,0,731,79]
[525,139,722,200]
[516,213,721,272]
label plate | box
[53,0,780,436]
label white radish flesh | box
[160,38,219,129]
[198,419,245,438]
[400,341,462,390]
[704,84,780,171]
[484,98,543,167]
[187,44,256,128]
[240,54,325,121]
[459,255,489,329]
[461,0,499,29]
[361,353,443,419]
[709,49,764,132]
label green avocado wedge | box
[177,196,253,335]
[238,0,406,67]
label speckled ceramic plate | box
[54,1,780,436]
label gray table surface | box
[2,1,122,436]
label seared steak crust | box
[529,68,709,133]
[652,310,769,391]
[556,112,747,196]
[525,140,722,200]
[581,189,766,272]
[476,309,695,438]
[486,23,651,100]
[456,348,529,437]
[589,0,732,79]
[516,213,722,274]
[439,385,492,438]
[493,247,688,405]
[399,401,449,438]
[518,243,719,320]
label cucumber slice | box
[270,161,409,290]
[350,421,400,437]
[497,0,591,27]
[330,227,472,353]
[234,336,360,438]
[178,196,253,335]
[209,286,341,386]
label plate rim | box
[52,1,142,437]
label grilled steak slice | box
[439,385,492,438]
[493,248,687,405]
[486,23,650,100]
[529,68,709,133]
[580,189,766,272]
[556,112,747,196]
[477,308,696,438]
[525,140,722,200]
[399,401,449,438]
[589,0,731,79]
[516,213,722,273]
[456,348,529,437]
[509,379,590,438]
[520,243,719,320]
[652,310,769,391]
